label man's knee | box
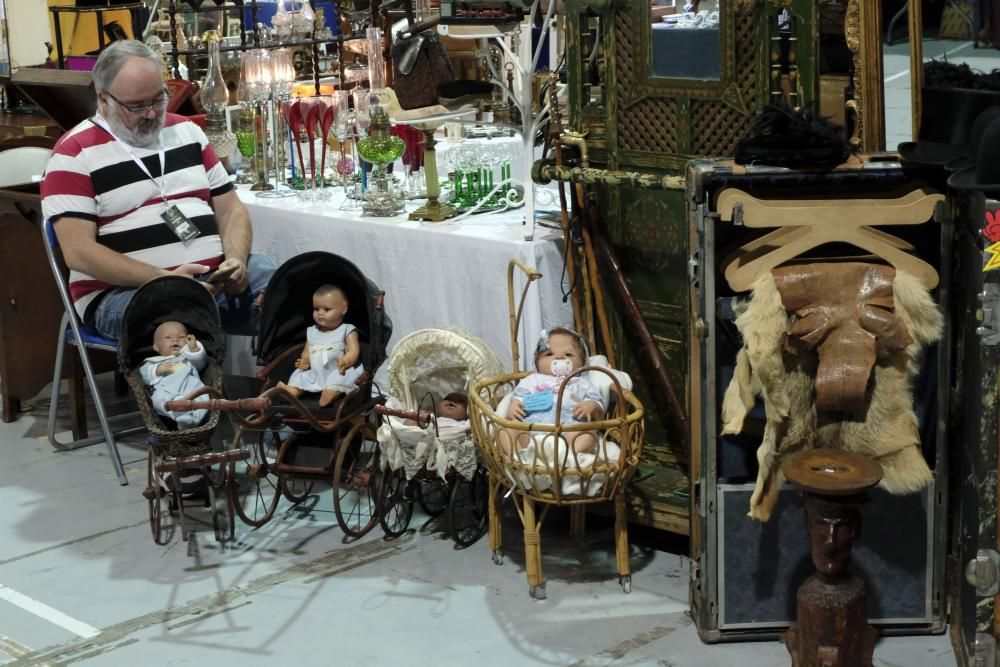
[246,254,275,298]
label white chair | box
[0,146,52,187]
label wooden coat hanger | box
[717,187,943,292]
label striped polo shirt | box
[41,112,233,318]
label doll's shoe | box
[318,388,343,407]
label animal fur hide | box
[721,265,942,521]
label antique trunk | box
[686,157,949,640]
[948,192,1000,665]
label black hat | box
[734,105,851,168]
[948,114,1000,195]
[898,87,1000,166]
[945,105,1000,172]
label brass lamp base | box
[250,181,275,192]
[409,198,459,222]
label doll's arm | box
[337,330,361,374]
[294,343,311,370]
[184,338,208,371]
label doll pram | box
[118,276,266,545]
[374,326,505,546]
[232,251,391,538]
[468,260,645,599]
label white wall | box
[8,0,50,69]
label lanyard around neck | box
[92,114,168,204]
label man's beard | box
[106,111,164,148]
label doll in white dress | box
[277,284,363,407]
[141,321,208,429]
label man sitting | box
[41,39,274,340]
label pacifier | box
[550,358,573,378]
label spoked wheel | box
[280,475,315,504]
[204,460,234,542]
[229,428,282,528]
[332,421,380,539]
[147,448,175,545]
[417,477,450,517]
[378,468,414,538]
[448,467,489,549]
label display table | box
[238,186,571,378]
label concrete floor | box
[1,35,995,667]
[0,386,959,667]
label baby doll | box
[404,392,469,427]
[500,327,605,454]
[141,321,208,429]
[277,284,363,406]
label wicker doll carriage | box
[374,326,506,546]
[118,276,267,545]
[468,260,645,599]
[229,251,392,539]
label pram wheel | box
[229,427,281,527]
[417,478,449,517]
[448,468,488,549]
[147,448,175,545]
[333,420,380,539]
[377,469,413,538]
[281,477,315,504]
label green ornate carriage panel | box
[560,0,831,534]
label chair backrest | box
[0,147,52,188]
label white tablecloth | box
[233,186,572,381]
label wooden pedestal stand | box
[781,449,882,667]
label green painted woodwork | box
[561,0,825,534]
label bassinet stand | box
[469,260,645,599]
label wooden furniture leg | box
[2,394,20,423]
[488,475,504,564]
[68,352,88,442]
[615,494,631,593]
[522,496,545,599]
[569,504,586,541]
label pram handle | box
[373,404,430,428]
[164,397,272,413]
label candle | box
[289,126,296,180]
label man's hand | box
[217,257,249,295]
[572,400,604,422]
[185,335,198,352]
[508,399,526,421]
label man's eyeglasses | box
[105,89,171,115]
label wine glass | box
[235,129,256,184]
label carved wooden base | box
[783,574,877,667]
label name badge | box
[161,204,200,242]
[522,389,554,414]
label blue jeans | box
[89,254,276,340]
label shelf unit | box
[164,0,381,95]
[438,0,560,241]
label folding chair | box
[42,217,142,486]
